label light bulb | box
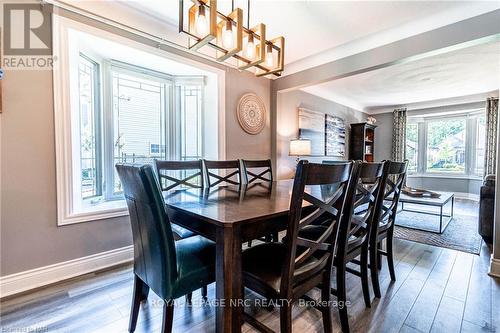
[266,44,273,67]
[196,5,207,36]
[246,33,255,59]
[222,20,234,49]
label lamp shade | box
[289,139,311,156]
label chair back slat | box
[280,161,360,296]
[242,159,273,184]
[378,160,408,231]
[115,163,177,299]
[344,162,389,251]
[203,159,241,187]
[154,160,204,191]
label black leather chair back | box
[116,163,177,299]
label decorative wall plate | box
[237,93,266,135]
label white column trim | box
[488,256,500,278]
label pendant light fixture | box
[179,0,285,77]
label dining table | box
[163,180,296,333]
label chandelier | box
[179,0,284,77]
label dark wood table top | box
[163,180,295,226]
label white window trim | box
[406,110,484,180]
[53,15,226,226]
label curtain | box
[484,97,499,176]
[391,108,407,162]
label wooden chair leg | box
[280,301,293,333]
[370,243,382,298]
[186,293,192,304]
[201,285,208,299]
[161,300,175,333]
[387,233,396,281]
[360,246,371,308]
[336,264,350,333]
[272,231,279,242]
[129,275,149,332]
[321,272,334,333]
[377,242,383,270]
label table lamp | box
[289,138,311,163]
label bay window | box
[76,58,205,204]
[54,17,222,225]
[405,111,485,177]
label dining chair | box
[154,160,203,240]
[369,160,408,298]
[116,164,216,333]
[203,159,241,187]
[241,159,278,245]
[241,160,360,333]
[331,161,388,333]
[241,159,273,184]
[154,159,208,302]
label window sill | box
[407,174,483,181]
[59,200,128,226]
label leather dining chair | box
[369,160,407,298]
[154,159,204,240]
[154,159,209,302]
[116,164,216,333]
[241,160,360,333]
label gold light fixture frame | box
[187,0,217,51]
[179,0,283,77]
[238,23,266,70]
[215,8,243,61]
[256,36,284,77]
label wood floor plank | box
[430,296,465,333]
[364,245,442,333]
[350,242,430,332]
[399,324,426,333]
[1,217,498,333]
[463,244,492,330]
[404,248,458,332]
[442,251,474,302]
[460,320,494,333]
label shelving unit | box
[349,122,377,162]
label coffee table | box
[395,191,454,234]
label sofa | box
[478,174,495,244]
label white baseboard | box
[0,246,133,298]
[489,256,500,278]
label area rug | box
[394,210,482,255]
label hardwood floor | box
[1,237,498,333]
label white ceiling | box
[123,0,500,75]
[301,40,500,111]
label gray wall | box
[275,90,366,179]
[0,64,270,277]
[225,70,271,160]
[373,112,393,162]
